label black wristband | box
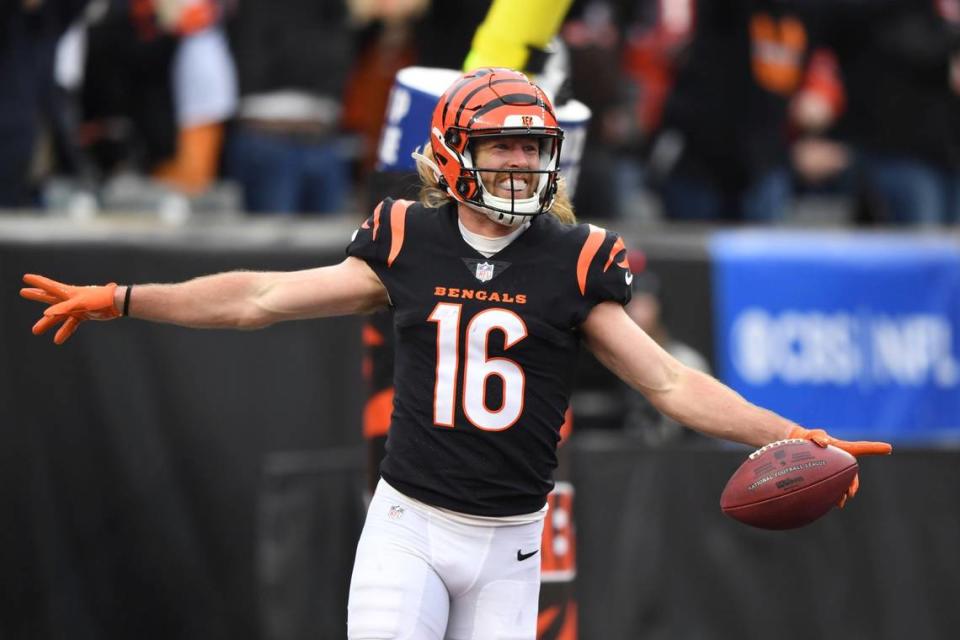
[122,285,133,317]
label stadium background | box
[4,0,960,638]
[2,217,958,639]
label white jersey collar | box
[457,219,530,258]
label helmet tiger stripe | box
[428,68,564,227]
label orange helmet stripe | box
[441,74,485,127]
[454,80,542,127]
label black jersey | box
[347,198,631,516]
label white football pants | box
[347,480,545,640]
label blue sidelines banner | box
[711,231,960,445]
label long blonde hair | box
[414,145,577,225]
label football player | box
[21,68,892,640]
[365,4,582,636]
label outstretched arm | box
[121,257,388,328]
[582,301,797,448]
[21,257,389,343]
[582,301,891,507]
[582,301,893,455]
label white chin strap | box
[412,134,556,228]
[465,201,530,228]
[413,148,541,228]
[473,177,545,227]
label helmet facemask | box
[426,68,565,228]
[462,132,563,227]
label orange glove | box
[788,425,892,508]
[20,274,121,345]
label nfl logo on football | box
[475,262,495,282]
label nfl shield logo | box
[475,262,495,282]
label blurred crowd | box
[3,0,960,225]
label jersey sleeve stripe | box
[387,199,413,267]
[575,225,606,295]
[603,236,626,272]
[372,201,384,240]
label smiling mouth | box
[494,176,532,197]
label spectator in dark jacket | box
[223,0,355,214]
[648,0,815,223]
[818,0,960,224]
[0,0,89,208]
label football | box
[720,439,858,530]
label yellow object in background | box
[463,0,573,72]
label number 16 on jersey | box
[428,302,529,432]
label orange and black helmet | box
[428,68,563,225]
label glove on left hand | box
[788,426,892,508]
[20,274,120,345]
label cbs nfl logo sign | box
[475,262,495,282]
